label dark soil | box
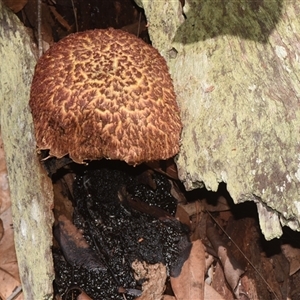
[53,161,191,299]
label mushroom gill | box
[29,28,182,165]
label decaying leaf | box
[77,291,93,300]
[179,201,205,217]
[3,0,27,13]
[175,204,191,229]
[204,196,231,213]
[132,260,167,300]
[62,287,93,300]
[204,282,226,300]
[0,267,22,299]
[170,239,206,300]
[169,180,187,205]
[121,20,147,36]
[0,219,3,241]
[179,196,231,218]
[48,5,72,32]
[146,158,179,180]
[206,217,244,297]
[162,296,176,300]
[0,140,10,213]
[53,214,106,271]
[135,169,157,190]
[0,132,23,299]
[281,243,300,276]
[211,261,236,300]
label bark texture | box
[0,2,54,298]
[137,0,300,240]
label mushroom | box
[29,28,182,165]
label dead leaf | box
[0,145,11,214]
[48,5,72,31]
[281,243,300,275]
[204,196,231,212]
[0,219,3,241]
[146,158,179,180]
[162,296,176,300]
[211,261,236,300]
[53,178,74,222]
[3,0,27,13]
[224,215,285,299]
[204,282,226,300]
[0,267,22,299]
[179,201,205,217]
[135,169,157,190]
[206,217,244,296]
[169,180,187,204]
[175,205,191,229]
[63,287,93,300]
[0,131,23,299]
[118,187,173,219]
[170,239,206,300]
[54,214,106,271]
[77,291,93,300]
[133,260,167,300]
[121,20,147,36]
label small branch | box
[70,0,78,32]
[6,285,22,300]
[37,0,43,57]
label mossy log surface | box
[138,0,300,240]
[0,2,54,298]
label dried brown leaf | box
[53,179,74,221]
[0,132,23,299]
[170,239,206,300]
[0,219,3,241]
[281,243,300,275]
[146,159,179,180]
[162,296,176,300]
[54,215,106,270]
[179,201,205,217]
[77,291,93,300]
[204,196,231,212]
[206,218,244,296]
[175,205,191,229]
[204,282,226,300]
[133,260,167,300]
[0,138,11,214]
[170,180,187,204]
[0,268,23,299]
[3,0,27,13]
[48,5,72,31]
[211,262,235,300]
[121,21,147,36]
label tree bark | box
[137,0,300,240]
[0,2,54,298]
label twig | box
[137,11,141,37]
[70,0,78,32]
[48,5,72,31]
[37,0,43,57]
[6,285,22,300]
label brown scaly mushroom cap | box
[30,28,182,165]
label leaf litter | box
[0,131,23,300]
[2,125,300,299]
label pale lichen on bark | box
[0,2,54,298]
[137,0,300,240]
